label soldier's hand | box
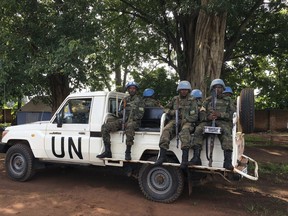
[169,110,175,116]
[207,114,214,121]
[208,111,221,120]
[212,111,221,118]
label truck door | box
[45,98,92,163]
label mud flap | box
[187,170,193,196]
[186,170,208,196]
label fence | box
[254,109,288,132]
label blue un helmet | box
[143,88,155,97]
[223,86,233,94]
[209,78,225,91]
[176,80,192,92]
[191,89,203,99]
[125,81,139,90]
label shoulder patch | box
[200,106,206,112]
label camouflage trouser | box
[101,118,139,146]
[159,120,193,150]
[192,121,233,150]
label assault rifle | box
[175,97,180,148]
[204,89,221,167]
[211,89,217,127]
[121,98,127,143]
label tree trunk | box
[48,73,71,114]
[188,5,227,97]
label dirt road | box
[0,144,287,216]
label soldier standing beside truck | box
[97,81,145,160]
[155,81,199,169]
[190,79,236,170]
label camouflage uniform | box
[193,94,236,150]
[143,97,162,107]
[195,99,203,111]
[102,94,145,146]
[194,98,203,125]
[159,95,198,150]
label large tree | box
[1,0,287,111]
[222,1,288,109]
[0,0,103,112]
[103,0,267,96]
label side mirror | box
[56,113,63,128]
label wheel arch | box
[3,139,31,153]
[139,149,179,163]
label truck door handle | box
[49,132,61,135]
[79,132,85,135]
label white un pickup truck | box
[0,90,258,203]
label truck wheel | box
[239,88,255,134]
[138,157,184,203]
[5,144,35,182]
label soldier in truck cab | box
[97,81,145,160]
[191,79,236,170]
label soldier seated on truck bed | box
[97,81,145,160]
[190,79,236,170]
[142,88,162,108]
[155,80,199,169]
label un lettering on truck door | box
[44,98,92,162]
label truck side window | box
[108,98,122,115]
[61,98,92,124]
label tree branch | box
[224,0,264,61]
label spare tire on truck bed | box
[239,88,255,134]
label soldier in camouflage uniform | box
[191,89,203,110]
[223,86,236,128]
[223,86,233,98]
[191,89,203,125]
[142,88,162,107]
[97,81,145,160]
[155,81,199,169]
[190,79,236,170]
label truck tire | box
[239,88,255,134]
[5,143,35,182]
[138,157,184,203]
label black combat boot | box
[154,148,167,165]
[180,148,189,169]
[223,150,234,170]
[125,145,132,160]
[96,143,112,158]
[188,145,202,165]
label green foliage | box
[1,0,288,110]
[0,0,104,107]
[223,1,288,109]
[131,67,179,105]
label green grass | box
[258,162,288,183]
[245,201,288,216]
[245,134,270,143]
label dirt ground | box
[0,144,287,216]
